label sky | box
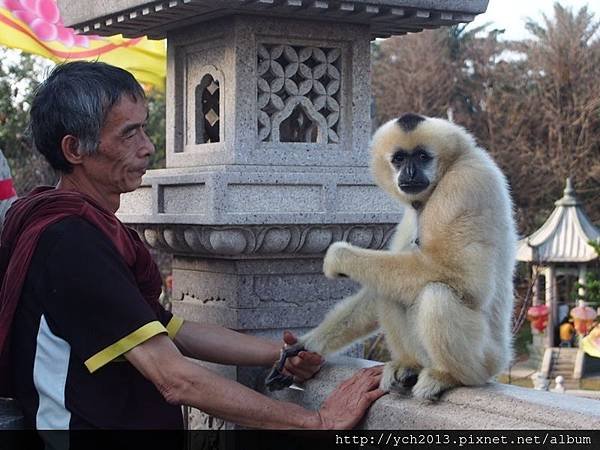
[468,0,600,40]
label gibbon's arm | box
[301,287,380,355]
[389,206,419,251]
[323,243,443,302]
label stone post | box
[532,264,540,306]
[544,266,557,347]
[120,14,399,428]
[578,264,587,299]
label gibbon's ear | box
[60,135,84,166]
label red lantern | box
[527,304,549,333]
[570,304,597,336]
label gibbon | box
[300,113,517,400]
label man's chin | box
[121,178,143,193]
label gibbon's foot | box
[411,368,457,401]
[380,361,421,393]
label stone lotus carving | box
[135,224,396,257]
[257,44,341,143]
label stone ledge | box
[262,356,600,429]
[4,357,598,430]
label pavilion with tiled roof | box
[517,178,600,347]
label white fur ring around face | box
[323,241,354,279]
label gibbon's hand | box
[281,331,324,382]
[317,365,386,430]
[323,241,354,279]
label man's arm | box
[173,321,323,380]
[173,321,281,366]
[125,333,385,429]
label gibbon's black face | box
[391,146,433,194]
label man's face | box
[82,95,154,195]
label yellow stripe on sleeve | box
[84,321,167,373]
[166,316,184,339]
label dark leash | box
[265,343,305,391]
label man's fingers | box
[283,362,319,381]
[365,365,384,375]
[365,388,387,402]
[283,330,297,346]
[297,351,324,366]
[358,371,382,391]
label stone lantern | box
[58,0,489,429]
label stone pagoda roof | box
[517,178,600,263]
[58,0,489,39]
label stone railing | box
[263,356,600,429]
[3,356,599,429]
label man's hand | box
[317,365,386,430]
[281,330,324,382]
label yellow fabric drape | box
[0,1,165,90]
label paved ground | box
[498,360,600,400]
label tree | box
[372,28,454,124]
[371,3,600,235]
[0,49,167,196]
[146,88,166,169]
[522,3,600,223]
[0,49,55,194]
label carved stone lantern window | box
[196,73,220,144]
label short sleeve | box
[37,217,181,373]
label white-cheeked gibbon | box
[300,113,517,400]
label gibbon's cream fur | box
[300,114,517,400]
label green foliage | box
[0,49,167,191]
[0,49,56,194]
[576,241,600,306]
[589,240,600,257]
[145,88,166,169]
[514,322,532,357]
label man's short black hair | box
[30,61,145,173]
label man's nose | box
[141,130,155,156]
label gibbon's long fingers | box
[335,247,441,303]
[380,360,420,393]
[300,288,379,355]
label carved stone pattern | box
[257,44,341,143]
[135,224,397,257]
[196,74,220,144]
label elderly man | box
[0,61,384,430]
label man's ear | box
[60,135,84,166]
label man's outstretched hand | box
[317,365,386,430]
[281,330,324,382]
